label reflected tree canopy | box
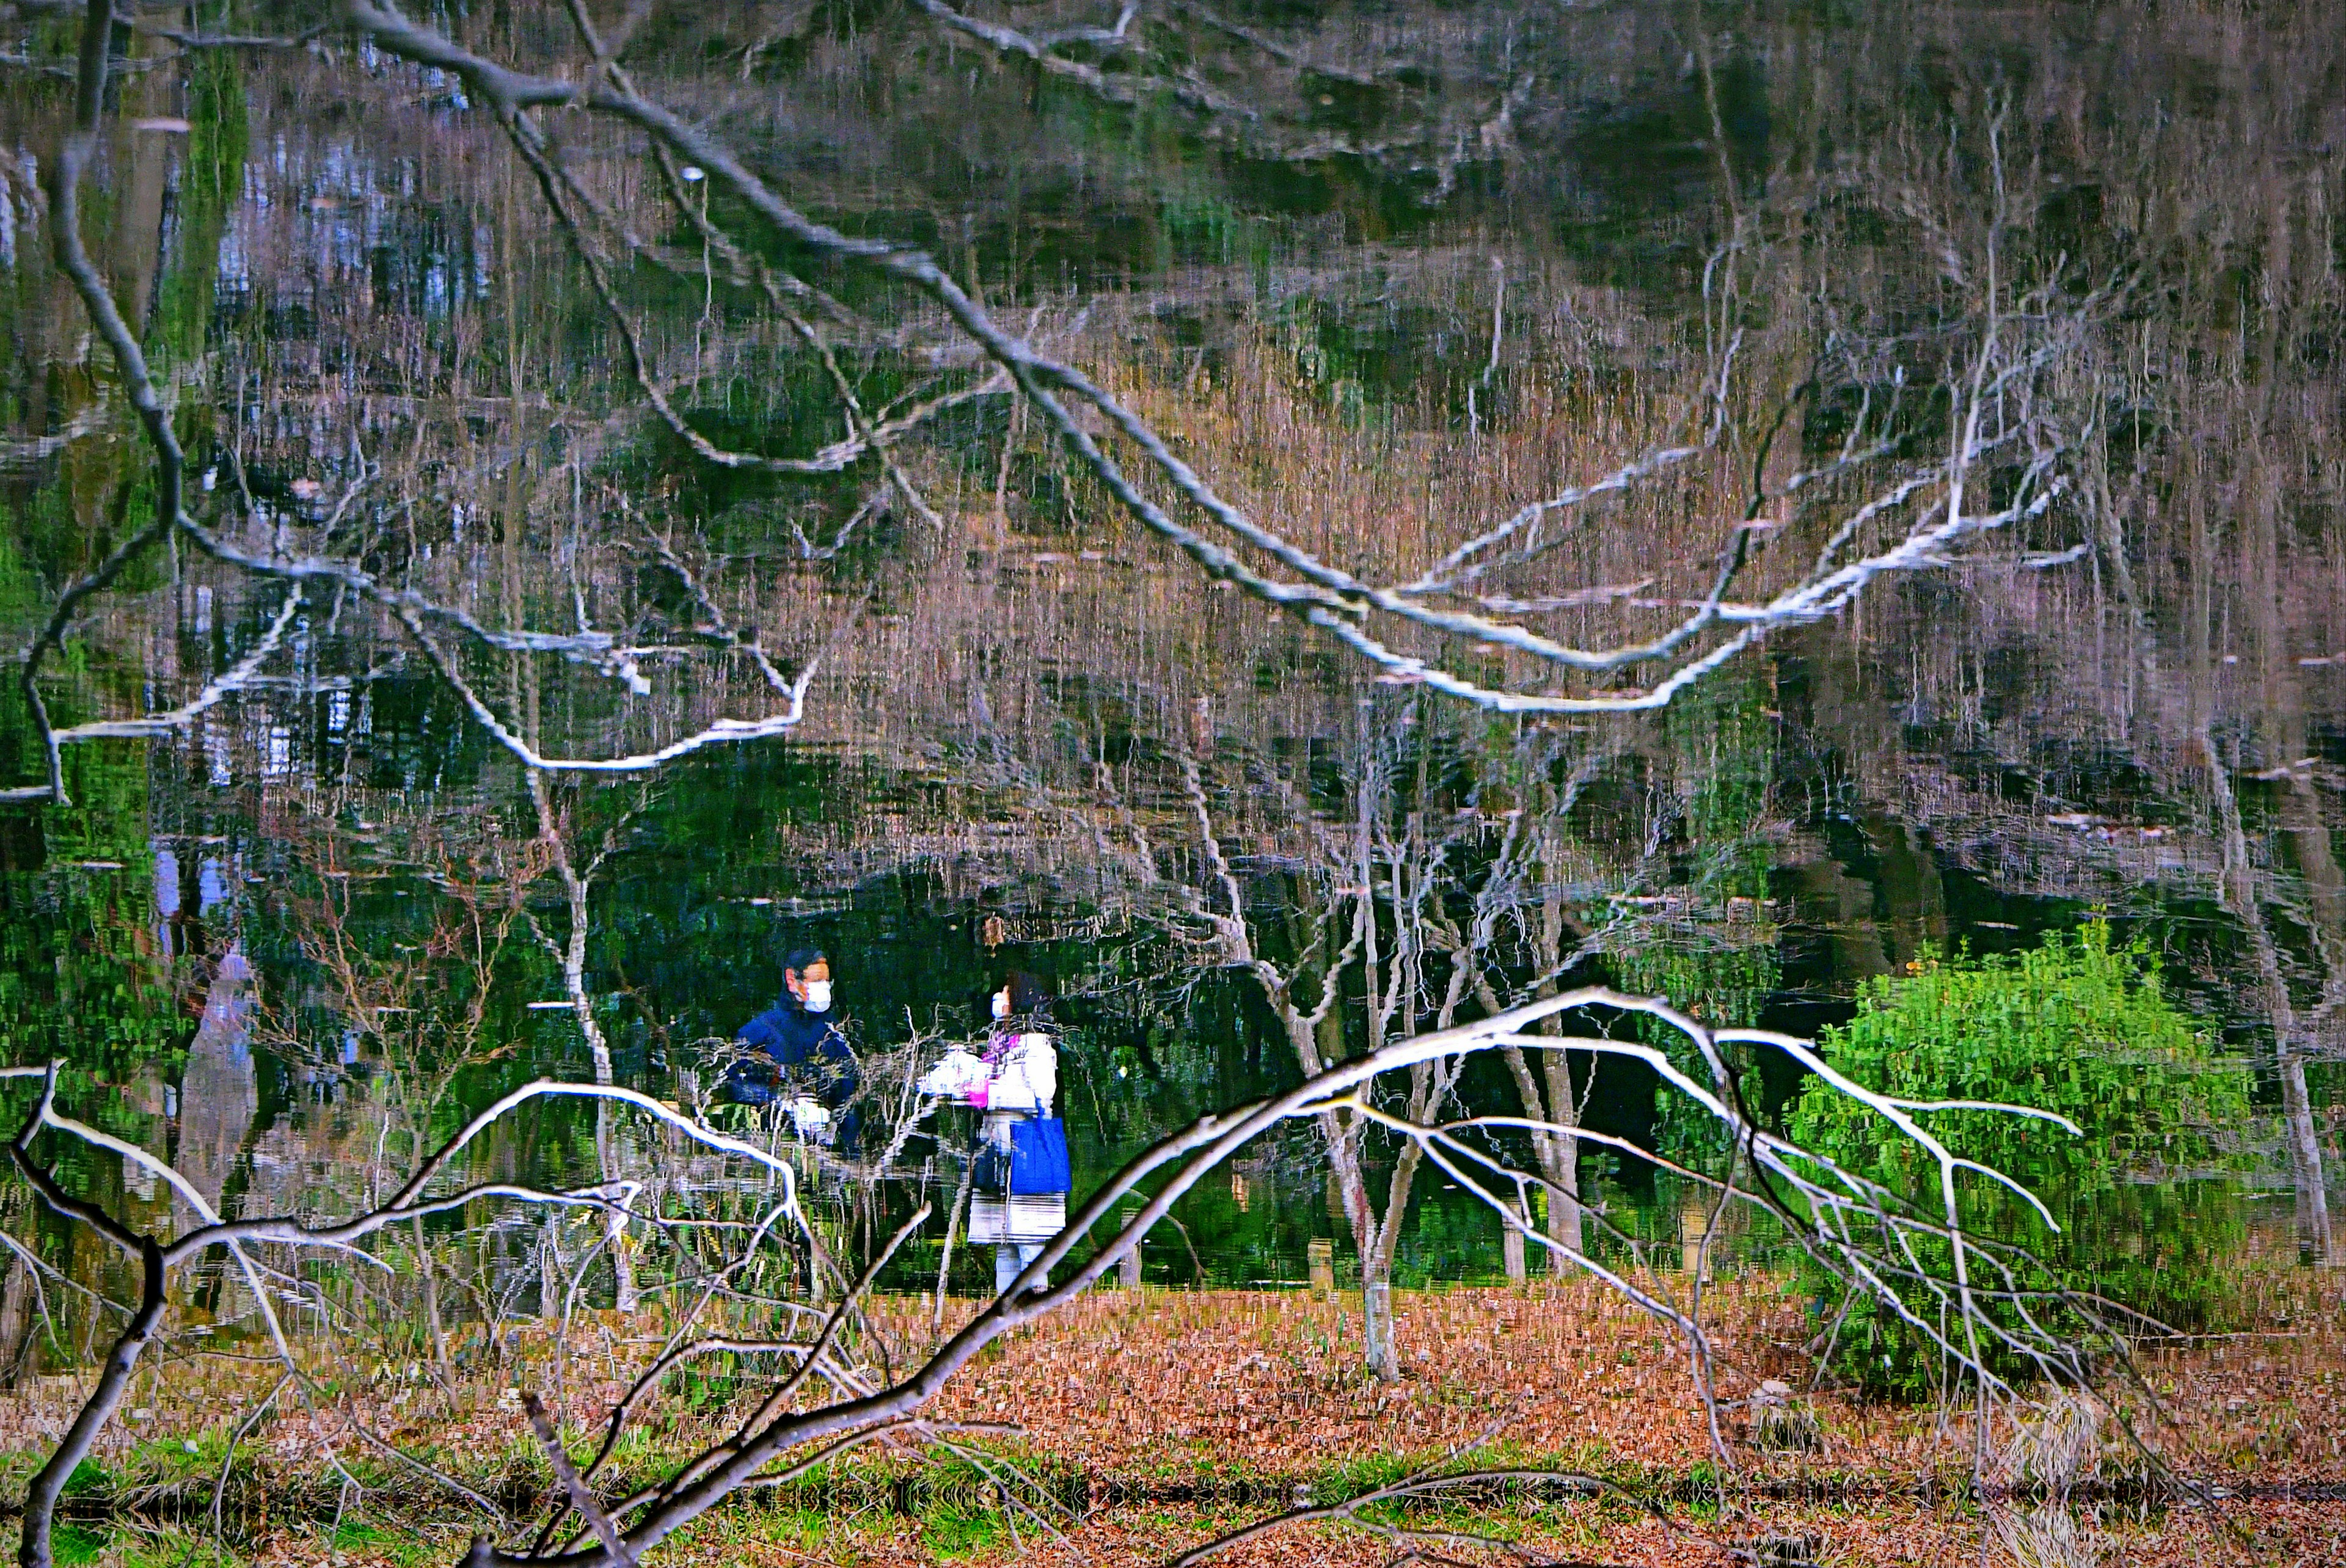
[0,2,2341,1565]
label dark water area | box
[0,1,2340,1337]
[0,635,2307,1302]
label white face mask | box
[991,990,1011,1021]
[800,979,833,1015]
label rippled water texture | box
[0,2,2339,1330]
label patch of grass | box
[918,1504,1009,1558]
[127,1434,222,1480]
[332,1520,468,1568]
[1314,1449,1420,1498]
[52,1526,104,1566]
[114,1525,247,1568]
[745,1506,833,1554]
[591,1421,676,1489]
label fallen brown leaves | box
[0,1266,2337,1568]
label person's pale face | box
[787,959,832,1003]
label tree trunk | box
[1321,1114,1376,1267]
[1499,1035,1584,1275]
[1362,1137,1428,1382]
[1541,1050,1584,1271]
[412,1216,455,1399]
[2279,1053,2336,1262]
[1299,997,1379,1274]
[933,1159,973,1332]
[2201,721,2336,1264]
[538,1212,563,1320]
[1545,1165,1582,1273]
[532,772,640,1311]
[0,1256,31,1388]
[2273,750,2344,1263]
[1316,1109,1385,1376]
[601,1103,639,1314]
[20,1238,166,1568]
[1488,851,1588,1281]
[2237,196,2337,1265]
[1362,1270,1397,1380]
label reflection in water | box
[0,23,2336,1568]
[173,949,256,1228]
[0,0,2337,1316]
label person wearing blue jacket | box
[728,947,860,1154]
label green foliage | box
[1787,921,2253,1396]
[1394,1186,1507,1286]
[1789,922,2249,1192]
[0,817,181,1145]
[1610,675,1781,1159]
[1614,936,1778,1161]
[1665,676,1775,903]
[148,50,250,383]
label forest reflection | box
[0,4,2338,1559]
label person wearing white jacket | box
[968,972,1062,1294]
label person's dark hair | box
[783,946,828,977]
[1003,971,1052,1018]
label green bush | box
[1785,921,2252,1397]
